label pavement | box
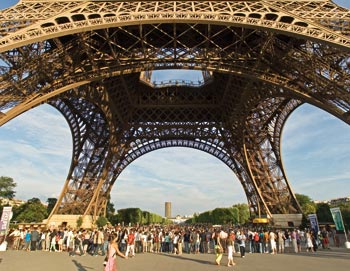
[0,247,349,271]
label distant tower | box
[165,202,172,218]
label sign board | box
[330,207,345,231]
[0,207,12,232]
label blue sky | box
[0,0,350,217]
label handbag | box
[103,255,108,266]
[215,245,223,254]
[103,252,116,266]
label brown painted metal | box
[1,0,350,221]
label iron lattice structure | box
[1,0,350,221]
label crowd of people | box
[4,223,340,267]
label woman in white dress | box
[306,231,314,252]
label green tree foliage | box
[108,213,120,226]
[96,216,108,228]
[187,206,248,225]
[142,211,150,224]
[104,198,119,225]
[12,198,48,223]
[295,194,316,215]
[211,208,235,224]
[194,210,211,223]
[115,208,165,225]
[117,208,142,224]
[337,203,350,230]
[46,198,57,215]
[0,176,17,199]
[316,203,332,222]
[295,193,317,228]
[233,203,250,224]
[76,216,83,229]
[106,198,115,217]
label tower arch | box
[1,0,350,227]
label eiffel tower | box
[1,0,350,227]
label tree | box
[295,194,316,215]
[106,198,115,217]
[193,210,211,223]
[47,198,57,215]
[316,203,332,223]
[0,176,17,199]
[338,203,350,230]
[212,208,236,224]
[233,203,250,224]
[108,213,120,226]
[295,194,317,228]
[76,216,83,229]
[12,197,48,223]
[191,207,239,224]
[113,208,165,225]
[96,216,108,228]
[117,208,142,225]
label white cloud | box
[0,105,71,201]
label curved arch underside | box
[1,0,350,221]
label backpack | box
[254,233,259,242]
[154,235,159,243]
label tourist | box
[291,229,298,253]
[277,229,286,253]
[103,229,110,256]
[69,230,84,257]
[23,229,31,251]
[82,229,90,254]
[263,229,269,253]
[93,228,104,256]
[321,227,330,249]
[125,228,135,257]
[269,230,277,254]
[226,232,236,267]
[237,230,246,258]
[214,230,223,265]
[153,229,160,253]
[104,233,128,271]
[57,228,64,252]
[306,230,314,252]
[30,226,39,251]
[49,229,57,252]
[194,230,200,254]
[9,227,21,250]
[183,230,191,253]
[177,231,183,255]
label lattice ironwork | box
[1,0,350,222]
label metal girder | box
[1,1,350,51]
[1,0,350,221]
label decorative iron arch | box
[1,1,350,52]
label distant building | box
[330,197,350,205]
[0,198,26,207]
[313,200,329,204]
[164,214,194,224]
[313,196,350,206]
[165,202,171,218]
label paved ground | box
[0,247,349,271]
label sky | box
[0,0,350,217]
